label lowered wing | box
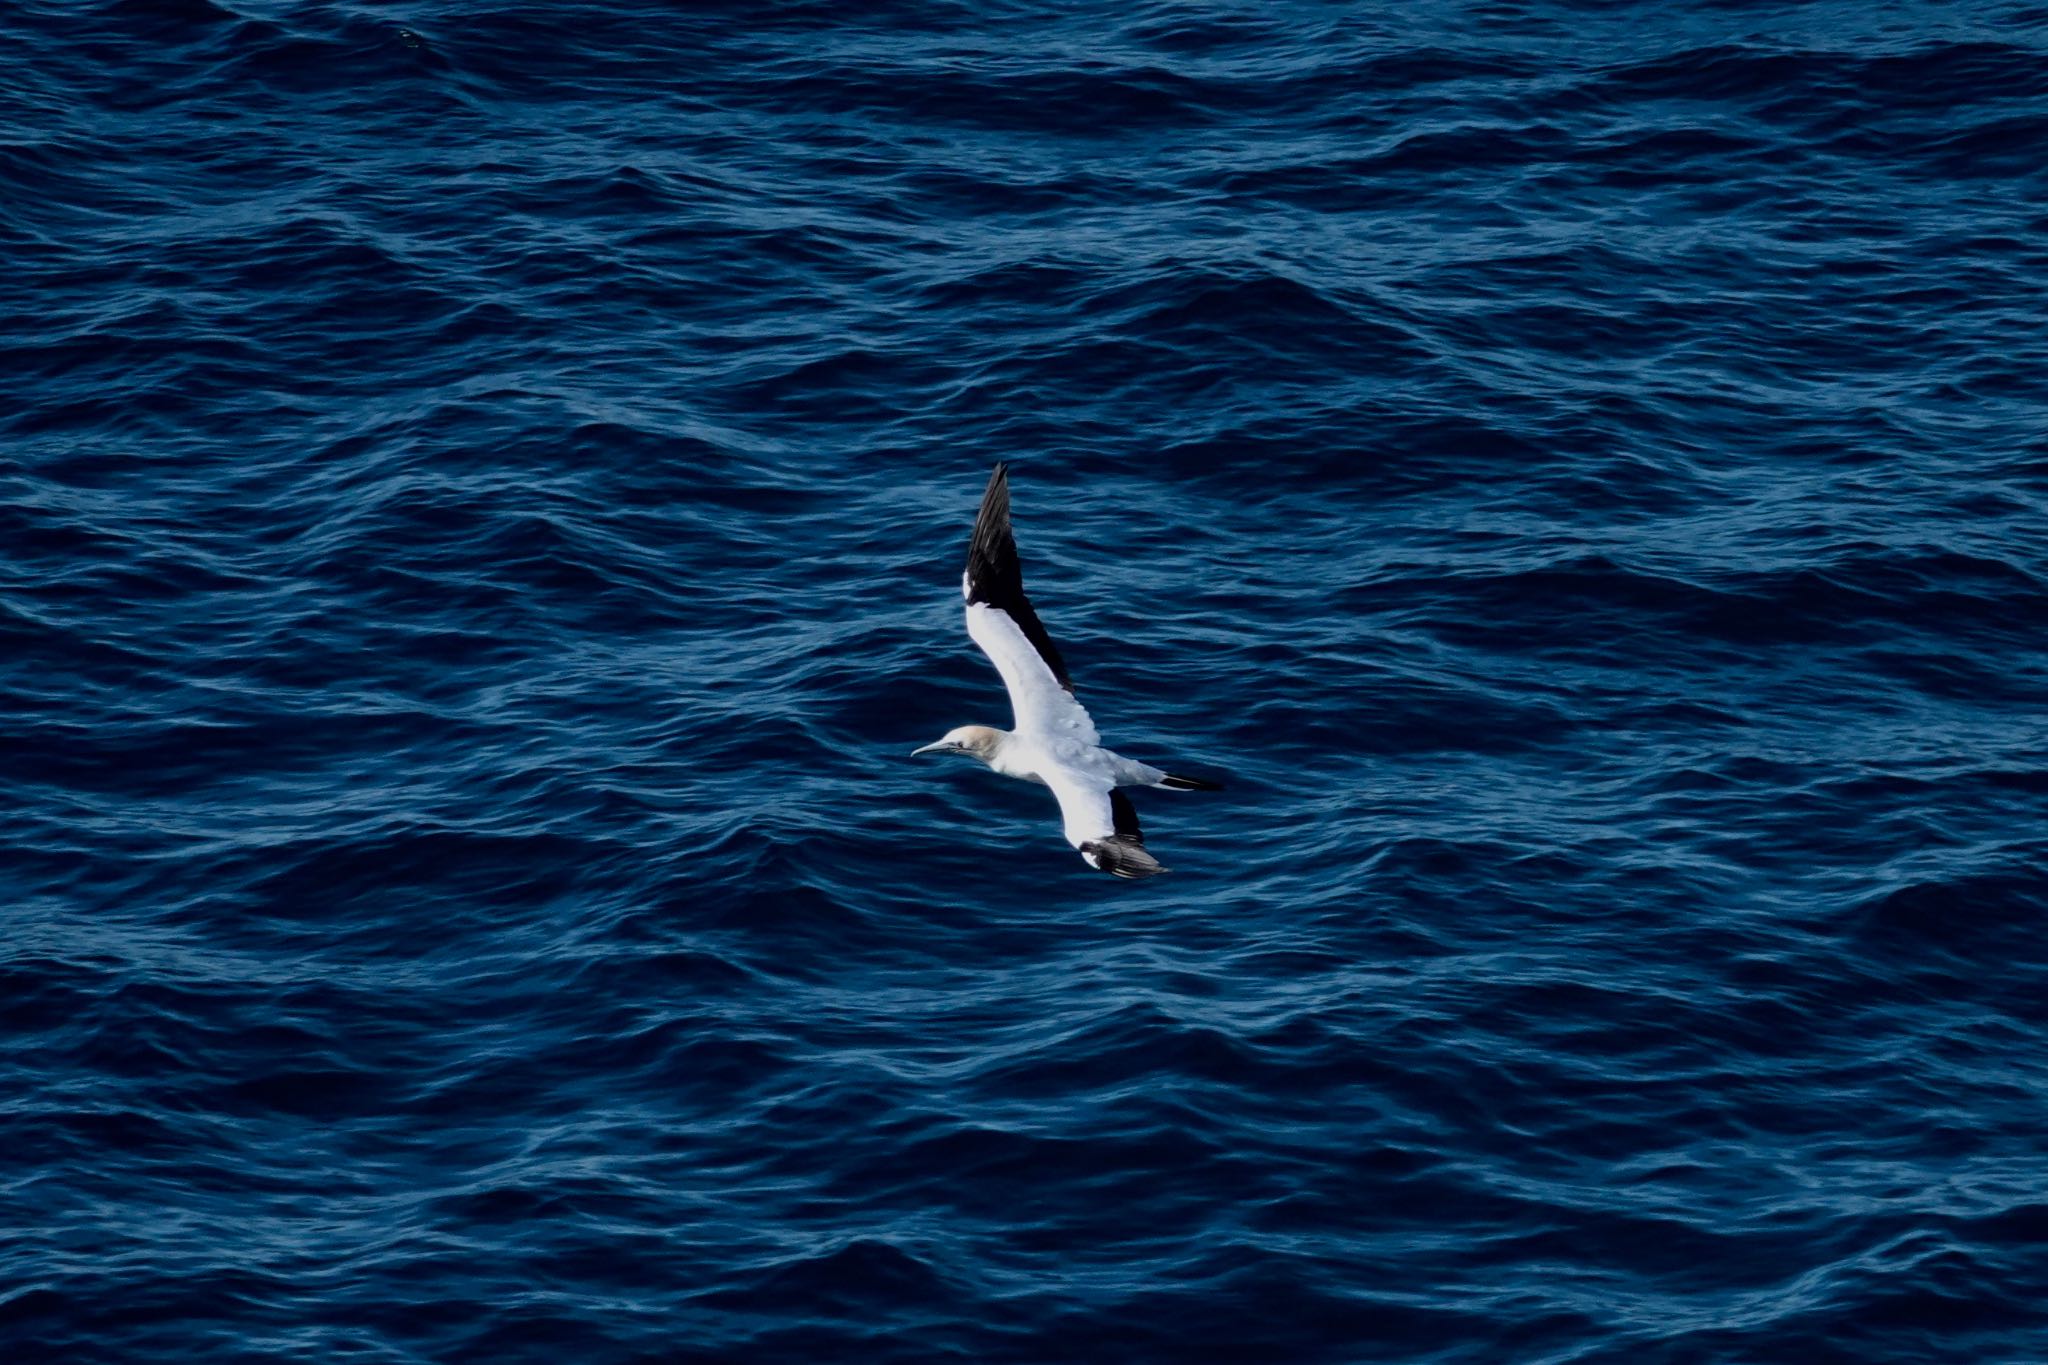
[1046,775,1164,880]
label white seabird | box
[912,463,1222,879]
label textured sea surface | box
[7,1,2048,1361]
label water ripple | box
[6,0,2048,1361]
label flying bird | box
[912,464,1222,879]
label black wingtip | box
[1081,837,1168,879]
[962,462,1076,692]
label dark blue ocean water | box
[7,1,2048,1360]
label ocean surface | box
[6,1,2048,1360]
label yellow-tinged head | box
[910,725,1005,761]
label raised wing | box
[961,464,1099,744]
[1046,776,1165,880]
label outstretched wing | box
[1046,775,1165,880]
[961,464,1099,744]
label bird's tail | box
[1156,772,1224,792]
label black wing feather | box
[1109,790,1144,844]
[1082,791,1163,878]
[964,463,1076,693]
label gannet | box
[912,463,1222,879]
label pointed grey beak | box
[911,740,950,757]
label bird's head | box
[911,725,1003,762]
